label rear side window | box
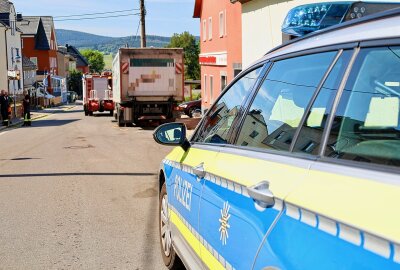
[194,67,263,144]
[325,46,400,167]
[293,50,353,155]
[235,51,337,151]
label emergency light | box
[282,1,400,37]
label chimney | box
[16,13,22,21]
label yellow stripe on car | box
[169,208,226,270]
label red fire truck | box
[83,72,114,116]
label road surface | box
[0,106,172,269]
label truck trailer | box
[112,48,184,126]
[83,73,114,116]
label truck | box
[112,48,184,127]
[83,73,114,116]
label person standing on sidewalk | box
[0,90,8,126]
[22,94,31,126]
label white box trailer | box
[112,48,184,126]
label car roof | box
[261,7,400,61]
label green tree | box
[80,49,105,73]
[68,70,83,97]
[167,32,200,80]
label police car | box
[153,3,400,269]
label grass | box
[104,54,113,70]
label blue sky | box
[11,0,199,37]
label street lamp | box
[11,47,21,119]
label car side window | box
[325,46,400,167]
[194,67,263,144]
[293,50,353,155]
[235,51,337,151]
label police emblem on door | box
[219,201,231,245]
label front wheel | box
[159,183,184,269]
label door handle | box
[192,163,206,179]
[247,181,275,208]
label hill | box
[56,29,171,55]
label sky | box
[11,0,200,37]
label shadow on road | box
[0,157,42,161]
[30,119,81,127]
[0,172,157,178]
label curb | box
[0,105,78,132]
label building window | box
[221,75,227,91]
[204,75,208,101]
[210,75,214,103]
[249,130,259,139]
[203,20,207,42]
[208,17,213,40]
[219,11,225,37]
[10,19,16,36]
[30,57,38,66]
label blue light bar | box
[282,2,352,37]
[282,2,400,37]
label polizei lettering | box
[174,175,193,211]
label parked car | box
[179,99,201,118]
[67,91,78,103]
[153,6,400,270]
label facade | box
[22,56,37,94]
[66,45,89,74]
[17,16,58,93]
[57,46,76,78]
[0,0,24,98]
[232,0,352,68]
[193,0,242,113]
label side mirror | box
[153,123,191,151]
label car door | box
[197,50,341,269]
[162,143,218,268]
[254,45,400,269]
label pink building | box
[193,0,242,112]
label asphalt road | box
[0,106,172,269]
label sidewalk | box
[0,105,77,132]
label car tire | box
[159,183,184,270]
[188,108,195,118]
[109,110,113,117]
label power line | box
[54,9,140,18]
[133,19,141,46]
[54,13,140,22]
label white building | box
[232,0,400,68]
[0,0,23,97]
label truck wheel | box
[159,183,184,270]
[109,110,113,117]
[89,111,93,116]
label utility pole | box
[140,0,146,48]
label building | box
[0,0,24,100]
[17,16,58,93]
[193,0,242,113]
[22,56,37,94]
[57,46,76,78]
[66,44,89,74]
